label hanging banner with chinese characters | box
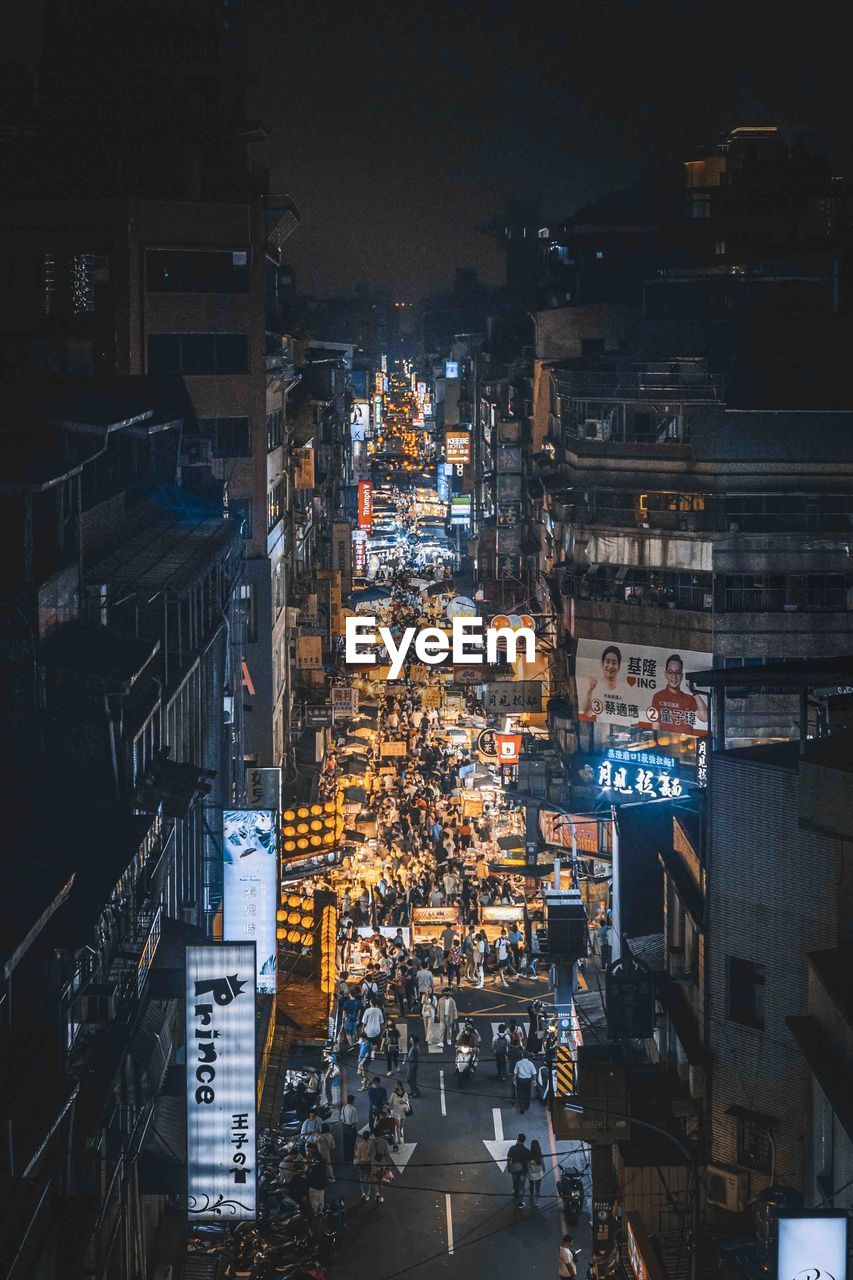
[482,680,542,713]
[185,943,257,1221]
[245,767,281,812]
[331,686,359,718]
[576,639,711,735]
[296,635,323,670]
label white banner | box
[223,811,278,994]
[576,638,711,735]
[186,943,257,1221]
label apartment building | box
[0,377,244,1279]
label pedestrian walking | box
[354,1128,372,1201]
[382,1019,401,1075]
[305,1149,327,1214]
[389,1082,411,1147]
[514,1048,537,1113]
[340,1093,358,1164]
[361,998,385,1049]
[357,1032,372,1090]
[446,940,463,989]
[368,1131,393,1203]
[422,990,440,1046]
[367,1076,388,1132]
[492,1023,509,1080]
[415,960,434,1000]
[405,1034,421,1096]
[528,1139,545,1203]
[505,1133,531,1207]
[438,988,458,1045]
[311,1124,336,1183]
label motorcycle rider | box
[454,1018,481,1081]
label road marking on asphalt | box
[445,1193,454,1254]
[439,1069,446,1116]
[390,1142,417,1171]
[483,1106,515,1168]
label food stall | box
[479,903,525,943]
[411,905,459,946]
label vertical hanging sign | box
[357,481,373,531]
[223,811,278,993]
[185,943,257,1221]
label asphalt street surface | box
[330,976,591,1280]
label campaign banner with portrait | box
[576,639,712,736]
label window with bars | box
[736,1113,773,1174]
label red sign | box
[495,732,522,763]
[358,481,373,530]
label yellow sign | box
[380,740,407,758]
[421,686,442,710]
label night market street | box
[3,9,853,1280]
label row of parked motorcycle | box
[185,1065,343,1279]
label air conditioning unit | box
[706,1163,748,1213]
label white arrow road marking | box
[445,1193,454,1254]
[483,1106,516,1168]
[397,1023,408,1054]
[439,1069,446,1116]
[427,1041,443,1053]
[389,1142,417,1171]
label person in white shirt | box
[361,1001,385,1046]
[558,1234,578,1278]
[513,1050,537,1113]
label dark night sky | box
[8,0,848,300]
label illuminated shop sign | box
[445,431,471,465]
[185,943,257,1221]
[357,481,373,530]
[777,1213,848,1280]
[583,748,684,800]
[223,811,277,994]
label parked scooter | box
[558,1165,585,1224]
